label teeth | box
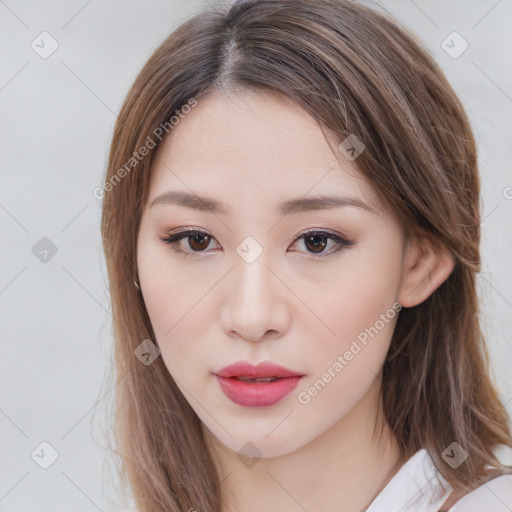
[236,376,281,383]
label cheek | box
[137,241,205,364]
[295,264,400,419]
[140,275,210,388]
[317,258,401,327]
[140,276,206,355]
[299,234,403,372]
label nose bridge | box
[233,233,272,296]
[234,247,270,301]
[220,237,289,341]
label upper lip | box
[215,361,304,379]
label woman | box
[100,0,512,510]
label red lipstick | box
[214,361,304,407]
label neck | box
[204,375,402,512]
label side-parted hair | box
[100,0,512,510]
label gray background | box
[1,1,511,510]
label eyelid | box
[160,227,355,258]
[160,228,219,257]
[292,227,344,241]
[289,229,355,257]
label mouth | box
[233,376,283,383]
[214,360,304,379]
[214,361,305,407]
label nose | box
[219,253,292,343]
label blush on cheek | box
[141,283,183,342]
[318,286,390,342]
[142,283,208,357]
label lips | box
[215,361,303,379]
[214,361,305,407]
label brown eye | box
[303,233,328,253]
[161,230,217,256]
[188,232,211,251]
[161,228,354,258]
[289,230,355,257]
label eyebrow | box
[149,190,376,215]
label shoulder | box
[447,474,512,511]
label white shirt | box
[366,448,512,511]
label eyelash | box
[159,228,355,259]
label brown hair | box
[99,0,512,510]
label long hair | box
[99,0,512,510]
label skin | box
[137,89,455,512]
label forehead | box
[148,89,378,210]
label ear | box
[398,235,455,308]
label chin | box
[204,419,316,460]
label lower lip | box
[215,375,303,407]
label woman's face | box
[137,89,407,458]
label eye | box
[289,229,354,257]
[160,229,354,258]
[160,229,219,257]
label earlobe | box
[398,237,455,308]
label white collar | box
[365,449,452,512]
